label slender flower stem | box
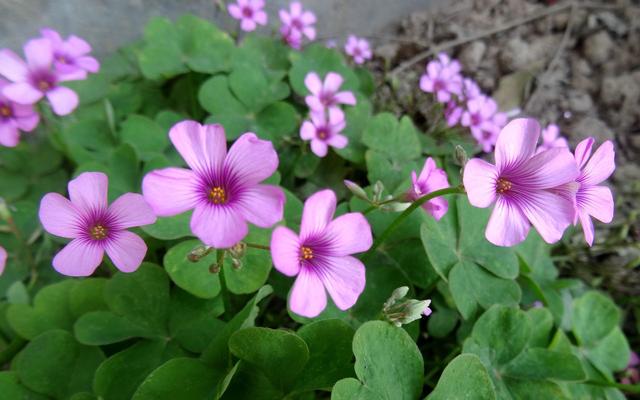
[586,380,640,394]
[245,242,271,251]
[364,186,465,258]
[363,196,405,215]
[0,337,27,366]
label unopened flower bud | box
[229,242,247,259]
[209,262,221,274]
[382,286,432,327]
[344,180,369,201]
[372,181,384,202]
[454,145,468,167]
[232,258,242,270]
[188,245,212,262]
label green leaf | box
[503,378,568,400]
[334,100,372,164]
[526,307,553,348]
[586,327,630,373]
[119,115,169,161]
[7,280,76,339]
[229,63,289,112]
[503,348,585,381]
[16,330,104,399]
[223,228,272,294]
[428,354,496,400]
[107,144,140,197]
[169,287,225,353]
[572,291,620,347]
[93,340,168,400]
[331,378,382,400]
[68,278,108,318]
[349,321,423,400]
[199,76,251,140]
[132,358,221,400]
[362,114,421,161]
[138,17,187,79]
[295,319,355,392]
[427,306,459,339]
[255,101,299,142]
[201,285,272,369]
[74,311,154,345]
[141,211,194,240]
[420,221,457,280]
[365,150,418,194]
[177,15,234,74]
[229,327,309,392]
[164,240,221,299]
[0,371,49,400]
[289,44,360,96]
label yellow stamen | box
[37,80,51,91]
[209,186,227,204]
[496,178,512,194]
[90,225,108,240]
[300,246,314,260]
[0,106,11,117]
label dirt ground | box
[370,0,640,339]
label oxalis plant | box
[0,2,633,400]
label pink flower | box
[279,2,316,47]
[142,121,285,248]
[0,38,83,115]
[228,0,268,32]
[629,352,639,368]
[536,124,568,154]
[304,71,356,113]
[409,157,450,220]
[40,28,99,76]
[422,299,433,316]
[419,53,462,103]
[39,172,157,276]
[444,100,463,127]
[300,108,347,157]
[461,95,507,152]
[271,189,372,317]
[463,118,580,247]
[572,138,615,246]
[0,78,39,147]
[344,35,372,65]
[462,78,482,100]
[0,246,6,275]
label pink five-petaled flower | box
[572,137,615,246]
[0,38,82,116]
[419,53,462,103]
[271,189,373,317]
[409,157,450,220]
[40,28,99,76]
[280,2,316,46]
[461,95,507,152]
[0,78,39,147]
[0,245,6,275]
[300,108,347,158]
[304,71,356,113]
[228,0,268,32]
[142,121,285,248]
[463,118,580,247]
[39,172,157,277]
[344,35,372,65]
[536,123,568,154]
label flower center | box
[56,54,68,64]
[317,127,329,140]
[208,186,227,204]
[496,178,512,194]
[300,246,314,260]
[471,113,481,126]
[37,80,51,91]
[90,224,108,240]
[433,80,445,92]
[482,130,492,140]
[242,6,253,18]
[0,105,11,118]
[292,18,303,30]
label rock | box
[569,117,615,143]
[568,90,593,113]
[459,41,486,71]
[596,11,628,36]
[499,35,558,72]
[376,43,400,61]
[583,31,614,65]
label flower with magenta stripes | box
[40,28,100,77]
[0,78,39,147]
[304,71,356,114]
[228,0,268,32]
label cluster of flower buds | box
[382,286,432,327]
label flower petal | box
[518,147,579,189]
[271,226,301,277]
[304,72,322,95]
[334,91,356,105]
[142,167,198,217]
[169,121,227,173]
[191,205,248,248]
[3,82,43,104]
[75,56,100,73]
[423,196,449,221]
[518,190,574,244]
[0,246,6,275]
[324,213,372,256]
[254,10,268,25]
[494,118,540,171]
[108,193,157,229]
[581,140,615,186]
[225,132,279,185]
[574,138,594,170]
[327,134,348,149]
[46,86,79,116]
[14,113,39,132]
[66,35,92,56]
[463,158,498,208]
[235,184,285,227]
[68,172,108,212]
[105,231,147,273]
[578,211,595,247]
[300,120,315,140]
[310,139,328,157]
[485,197,530,246]
[578,185,614,223]
[323,72,343,93]
[240,18,257,32]
[289,266,326,317]
[24,38,53,71]
[0,49,29,82]
[300,189,336,239]
[53,239,104,277]
[39,193,81,238]
[316,255,365,310]
[228,3,242,19]
[0,123,20,147]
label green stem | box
[0,337,27,366]
[217,250,234,315]
[245,243,270,251]
[364,186,465,258]
[363,196,405,215]
[586,380,640,394]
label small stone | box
[459,41,486,70]
[376,43,399,61]
[570,117,615,143]
[499,35,558,72]
[583,31,614,65]
[568,90,593,113]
